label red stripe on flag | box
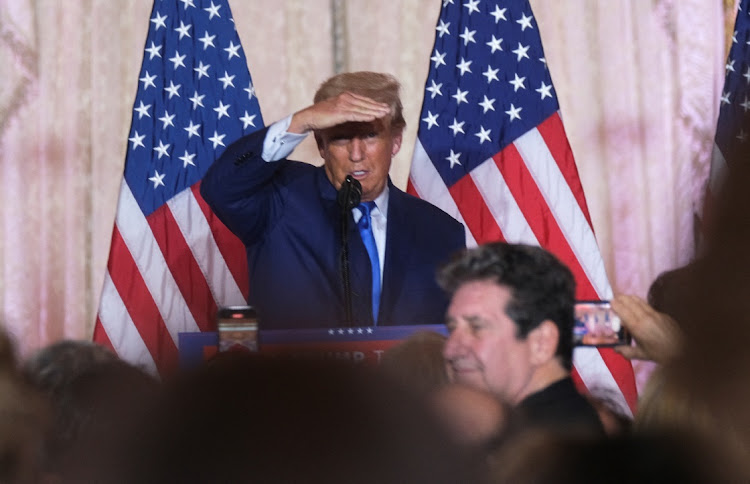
[570,366,586,395]
[106,226,178,373]
[147,203,217,332]
[597,348,638,413]
[192,182,249,300]
[449,174,505,244]
[92,316,116,353]
[406,178,418,197]
[493,143,598,300]
[536,113,594,229]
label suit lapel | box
[348,215,373,325]
[380,184,414,325]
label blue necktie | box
[357,201,380,323]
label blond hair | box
[314,71,406,132]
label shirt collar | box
[371,184,389,220]
[353,185,389,222]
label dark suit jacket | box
[516,377,605,436]
[200,127,466,329]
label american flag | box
[94,0,263,374]
[706,0,749,230]
[408,0,638,414]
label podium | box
[179,324,448,369]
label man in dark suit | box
[201,72,465,329]
[439,242,604,435]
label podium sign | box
[179,325,448,369]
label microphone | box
[337,175,361,326]
[337,175,362,210]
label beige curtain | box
[0,0,726,357]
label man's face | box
[443,280,535,404]
[317,119,402,202]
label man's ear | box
[527,320,560,366]
[314,132,325,157]
[391,130,403,157]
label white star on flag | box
[512,43,530,61]
[224,41,241,59]
[453,88,469,104]
[536,81,553,100]
[457,58,472,75]
[174,20,191,39]
[129,131,146,150]
[240,111,257,129]
[209,130,226,148]
[184,120,201,138]
[158,111,175,128]
[509,73,526,92]
[446,149,462,168]
[218,72,236,89]
[189,92,205,109]
[505,103,522,121]
[169,52,186,69]
[479,95,496,113]
[194,61,210,79]
[214,101,231,119]
[448,118,465,135]
[436,19,450,37]
[426,80,443,99]
[179,150,196,168]
[148,170,166,188]
[135,101,152,119]
[244,82,256,99]
[204,1,221,19]
[483,66,499,83]
[145,42,162,59]
[199,31,216,49]
[153,140,170,159]
[487,35,503,53]
[474,126,491,144]
[164,80,181,99]
[151,12,167,30]
[422,111,440,129]
[140,71,157,89]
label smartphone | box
[217,306,259,353]
[573,301,630,347]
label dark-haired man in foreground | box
[439,242,603,435]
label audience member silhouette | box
[0,326,49,484]
[379,330,449,395]
[124,353,486,483]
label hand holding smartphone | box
[573,301,631,347]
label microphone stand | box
[337,175,362,326]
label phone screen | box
[217,306,259,353]
[573,301,630,347]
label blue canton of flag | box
[126,0,263,215]
[95,0,263,374]
[418,0,557,188]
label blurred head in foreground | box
[489,428,735,484]
[127,353,484,483]
[0,325,50,484]
[380,330,449,395]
